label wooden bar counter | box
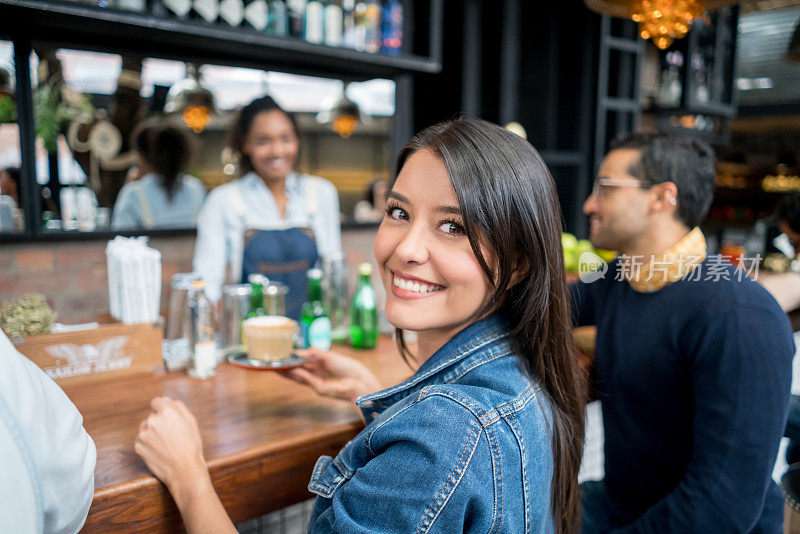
[62,337,412,533]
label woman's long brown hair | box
[393,119,585,533]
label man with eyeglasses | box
[570,132,794,533]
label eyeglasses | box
[590,177,646,199]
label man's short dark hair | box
[609,132,716,228]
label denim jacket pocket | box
[308,455,354,499]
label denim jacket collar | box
[356,313,515,418]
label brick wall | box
[0,228,378,325]
[0,236,196,324]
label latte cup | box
[242,316,298,363]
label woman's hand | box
[135,397,237,533]
[134,397,212,508]
[280,348,383,402]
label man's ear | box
[651,181,679,213]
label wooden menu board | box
[13,321,163,387]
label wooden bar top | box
[63,331,594,532]
[63,337,412,533]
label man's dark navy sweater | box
[570,257,794,533]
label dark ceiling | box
[736,4,800,106]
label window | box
[22,43,394,234]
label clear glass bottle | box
[342,0,356,48]
[322,252,348,343]
[161,0,192,18]
[116,0,148,12]
[190,0,219,22]
[286,0,307,37]
[363,0,381,53]
[185,280,218,379]
[353,1,368,51]
[219,0,245,27]
[243,0,268,30]
[349,262,378,349]
[304,0,325,43]
[324,0,343,47]
[266,0,288,35]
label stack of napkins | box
[106,236,161,324]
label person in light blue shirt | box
[192,96,342,304]
[0,330,96,534]
[112,123,206,231]
[134,119,586,533]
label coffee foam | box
[243,315,294,328]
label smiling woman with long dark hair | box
[135,118,586,533]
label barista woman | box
[192,96,342,318]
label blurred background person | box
[751,192,800,466]
[111,122,205,230]
[777,193,800,253]
[0,166,19,206]
[0,166,19,232]
[756,192,800,312]
[353,177,388,223]
[193,95,341,317]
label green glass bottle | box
[349,262,378,349]
[247,274,267,319]
[301,268,332,350]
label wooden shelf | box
[0,0,441,80]
[645,100,737,118]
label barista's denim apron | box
[227,180,319,321]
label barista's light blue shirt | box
[0,331,96,534]
[193,172,342,302]
[111,173,206,231]
[307,313,556,533]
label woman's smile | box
[390,270,446,299]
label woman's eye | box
[439,221,465,235]
[387,207,408,220]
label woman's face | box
[242,110,299,183]
[373,149,493,338]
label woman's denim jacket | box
[307,314,555,533]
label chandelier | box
[584,0,736,49]
[631,0,702,49]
